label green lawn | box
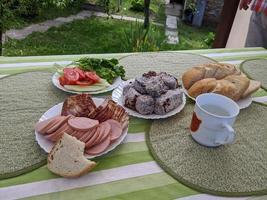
[4,17,214,56]
[7,5,82,29]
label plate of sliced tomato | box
[52,67,122,94]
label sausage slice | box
[35,116,59,135]
[85,136,111,155]
[68,117,99,131]
[106,119,123,142]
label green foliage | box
[14,0,41,18]
[96,0,118,14]
[185,0,196,13]
[3,18,214,56]
[1,0,84,30]
[130,0,144,12]
[74,57,125,83]
[122,21,164,52]
[204,32,215,46]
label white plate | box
[182,84,252,109]
[52,72,122,94]
[112,80,186,119]
[35,98,128,159]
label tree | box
[144,0,150,28]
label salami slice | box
[68,117,99,131]
[105,119,123,142]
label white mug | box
[190,93,240,147]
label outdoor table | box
[0,47,267,200]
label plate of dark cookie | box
[112,71,186,119]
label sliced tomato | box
[64,68,79,84]
[74,67,86,80]
[59,76,67,86]
[85,71,100,83]
[76,80,93,86]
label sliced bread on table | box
[242,80,261,99]
[47,133,96,178]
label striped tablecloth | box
[0,48,267,200]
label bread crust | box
[211,80,237,100]
[223,75,250,101]
[188,78,217,98]
[182,67,205,89]
[182,63,257,101]
[242,80,261,98]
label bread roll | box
[182,67,205,89]
[211,80,237,100]
[223,75,250,101]
[182,63,239,89]
[242,80,261,98]
[182,63,260,101]
[188,78,217,98]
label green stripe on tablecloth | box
[93,151,153,171]
[0,54,129,64]
[24,173,181,200]
[214,54,267,61]
[101,182,198,200]
[252,88,267,97]
[180,47,265,54]
[0,48,264,64]
[0,66,54,74]
[129,118,151,133]
[0,145,151,188]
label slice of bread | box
[47,133,96,178]
[242,80,261,98]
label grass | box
[7,5,82,29]
[3,17,214,56]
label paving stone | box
[55,17,74,23]
[166,15,177,30]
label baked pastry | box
[135,95,154,115]
[154,89,183,115]
[123,71,182,115]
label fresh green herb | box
[74,57,125,83]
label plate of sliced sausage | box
[35,95,129,159]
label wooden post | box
[144,0,150,28]
[213,0,240,48]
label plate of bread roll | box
[182,63,261,109]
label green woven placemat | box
[147,102,267,196]
[0,72,69,180]
[240,59,267,91]
[119,52,217,79]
